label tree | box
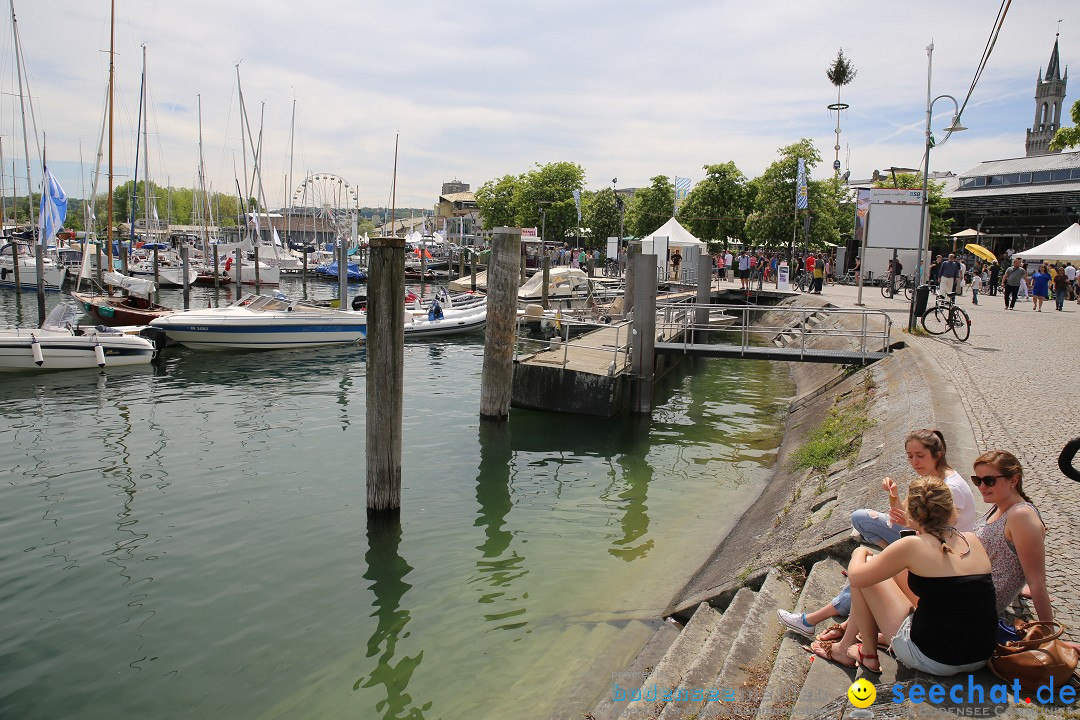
[1049,99,1080,151]
[625,175,674,238]
[476,174,519,229]
[583,188,620,250]
[511,161,585,244]
[679,162,749,248]
[744,139,823,249]
[873,173,951,250]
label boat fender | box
[31,335,43,366]
[94,343,106,368]
[352,295,365,311]
[0,267,7,279]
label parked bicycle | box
[881,273,914,300]
[602,257,619,277]
[920,292,970,341]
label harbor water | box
[0,278,793,719]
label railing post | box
[800,309,806,359]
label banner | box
[796,158,808,210]
[572,190,582,224]
[674,176,691,214]
[38,166,68,247]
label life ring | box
[1060,438,1080,483]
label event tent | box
[638,218,706,249]
[1013,223,1080,261]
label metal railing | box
[514,315,633,374]
[656,302,893,360]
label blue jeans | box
[829,509,905,615]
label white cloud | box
[3,0,1075,213]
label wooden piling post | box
[213,245,220,288]
[630,253,657,415]
[120,243,129,275]
[10,240,21,295]
[366,236,406,513]
[480,227,521,420]
[153,246,159,285]
[35,251,45,325]
[541,256,551,310]
[458,250,465,280]
[253,245,261,289]
[95,243,102,289]
[695,254,712,341]
[623,241,639,319]
[181,243,191,309]
[471,250,478,292]
[519,253,526,285]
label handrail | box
[515,316,633,373]
[655,301,893,361]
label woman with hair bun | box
[971,450,1051,620]
[823,476,998,675]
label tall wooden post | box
[95,243,102,288]
[234,248,242,296]
[10,241,21,295]
[471,250,478,292]
[480,227,521,420]
[338,238,348,308]
[120,242,129,275]
[366,236,405,514]
[35,251,45,325]
[630,253,657,415]
[212,245,220,288]
[153,246,159,285]
[180,243,191,309]
[458,250,465,281]
[541,256,551,310]
[519,254,526,285]
[623,241,640,319]
[695,254,712,341]
[253,245,261,289]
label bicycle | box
[602,257,619,277]
[881,273,914,300]
[920,292,970,341]
[792,269,810,292]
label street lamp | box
[908,42,967,332]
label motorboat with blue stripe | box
[148,292,367,350]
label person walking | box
[1003,258,1026,310]
[1053,266,1069,311]
[989,262,1001,296]
[812,255,824,293]
[969,271,981,305]
[938,253,961,296]
[724,250,733,283]
[1030,264,1051,311]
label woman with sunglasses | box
[971,450,1051,620]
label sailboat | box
[0,237,66,290]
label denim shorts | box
[890,614,987,676]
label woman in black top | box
[843,476,997,675]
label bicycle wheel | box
[921,305,950,335]
[950,306,971,342]
[903,284,914,301]
[881,281,894,299]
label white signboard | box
[869,188,923,205]
[866,189,926,250]
[521,227,538,238]
[777,262,790,291]
[606,236,619,259]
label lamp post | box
[907,42,967,332]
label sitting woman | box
[827,476,998,675]
[971,450,1050,620]
[777,429,974,640]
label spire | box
[1046,34,1061,81]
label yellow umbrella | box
[965,243,997,264]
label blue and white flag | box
[572,189,582,224]
[38,166,68,247]
[674,176,692,215]
[796,158,808,210]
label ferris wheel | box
[291,173,358,234]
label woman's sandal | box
[817,623,846,643]
[804,639,856,668]
[848,643,881,674]
[855,632,892,655]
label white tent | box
[1013,223,1080,261]
[638,217,707,248]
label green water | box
[0,281,793,719]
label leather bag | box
[988,621,1080,694]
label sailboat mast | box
[9,0,36,234]
[286,96,295,250]
[235,64,249,243]
[130,44,146,246]
[197,93,211,251]
[106,0,115,269]
[143,46,151,245]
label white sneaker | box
[776,609,815,638]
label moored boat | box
[0,303,155,372]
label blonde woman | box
[820,476,997,675]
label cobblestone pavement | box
[771,278,1080,637]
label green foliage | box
[679,161,750,248]
[583,187,620,249]
[872,173,951,249]
[826,48,857,88]
[1049,99,1080,151]
[625,175,674,238]
[475,174,519,229]
[744,139,830,249]
[791,398,873,474]
[475,162,585,242]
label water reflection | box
[608,414,655,561]
[354,515,430,719]
[473,421,529,633]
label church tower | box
[1026,34,1068,156]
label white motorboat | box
[221,258,281,286]
[403,300,486,338]
[149,292,366,350]
[517,267,622,309]
[0,303,155,372]
[1,240,67,291]
[127,248,199,287]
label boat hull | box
[0,329,155,372]
[70,291,175,326]
[149,303,367,350]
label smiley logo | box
[847,678,876,708]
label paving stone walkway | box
[777,279,1080,638]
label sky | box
[1,1,1075,216]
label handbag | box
[988,621,1080,694]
